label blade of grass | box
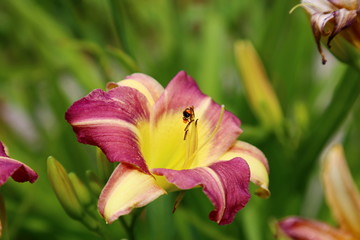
[294,66,360,191]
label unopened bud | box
[96,148,114,184]
[81,213,100,231]
[328,36,360,69]
[47,156,84,219]
[234,40,284,129]
[68,172,92,207]
[86,170,103,196]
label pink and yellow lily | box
[277,144,360,240]
[65,71,270,225]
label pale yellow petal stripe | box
[219,141,270,198]
[322,144,360,238]
[99,164,166,223]
[72,118,140,136]
[106,73,164,107]
[117,79,157,106]
[126,73,164,100]
[201,166,226,223]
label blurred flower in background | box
[300,0,360,65]
[0,141,38,237]
[65,71,270,225]
[0,141,38,186]
[277,144,360,240]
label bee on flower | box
[65,71,270,225]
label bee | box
[183,106,198,140]
[183,106,195,124]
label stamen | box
[182,105,225,169]
[183,106,195,140]
[182,119,198,169]
[197,105,225,152]
[172,191,186,213]
[183,120,193,140]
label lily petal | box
[328,0,359,11]
[322,144,360,237]
[327,9,358,46]
[219,141,270,198]
[65,86,151,174]
[0,142,38,186]
[149,71,242,169]
[152,158,251,225]
[278,217,357,240]
[107,73,164,106]
[98,163,166,223]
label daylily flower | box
[65,71,270,225]
[0,141,38,237]
[0,141,38,186]
[300,0,360,64]
[277,144,360,239]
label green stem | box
[97,225,112,240]
[129,209,142,232]
[294,66,360,192]
[0,194,9,240]
[119,216,135,240]
[118,209,142,240]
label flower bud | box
[81,213,100,231]
[328,36,360,69]
[0,195,6,238]
[68,172,92,207]
[234,40,284,129]
[96,148,114,184]
[47,156,84,219]
[86,170,103,196]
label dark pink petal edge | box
[0,142,38,186]
[65,86,151,174]
[152,158,251,225]
[0,142,7,157]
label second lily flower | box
[301,0,360,64]
[65,71,270,225]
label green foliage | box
[0,0,359,239]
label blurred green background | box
[0,0,359,239]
